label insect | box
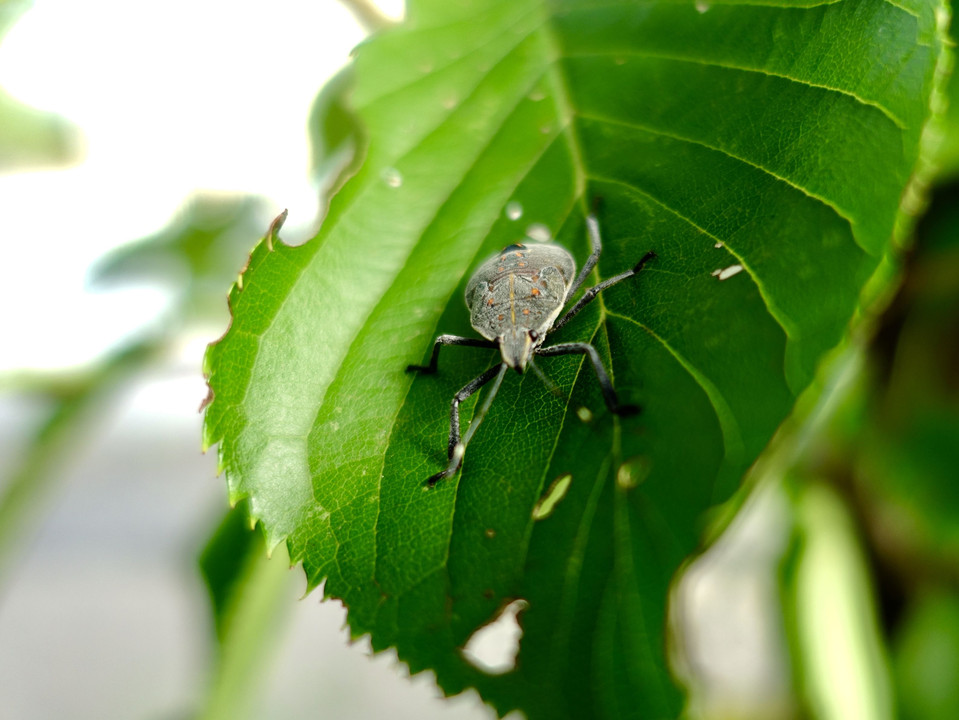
[407,214,656,486]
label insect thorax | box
[465,242,576,343]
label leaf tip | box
[265,208,289,252]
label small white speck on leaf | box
[715,264,744,281]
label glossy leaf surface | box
[203,1,945,716]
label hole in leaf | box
[461,599,528,674]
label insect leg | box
[536,342,639,416]
[551,251,656,334]
[566,214,604,299]
[428,363,508,486]
[406,334,496,374]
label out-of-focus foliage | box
[783,481,894,720]
[91,194,267,320]
[197,500,294,720]
[0,0,80,171]
[0,87,79,171]
[894,591,959,720]
[0,340,159,579]
[776,102,959,720]
[857,177,959,720]
[200,500,267,644]
[934,14,959,179]
[0,194,268,583]
[308,65,362,196]
[862,180,959,568]
[0,191,293,717]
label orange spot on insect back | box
[517,261,527,267]
[487,297,494,306]
[522,308,530,315]
[530,287,540,296]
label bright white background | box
[0,0,365,372]
[0,1,499,718]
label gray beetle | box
[407,214,655,486]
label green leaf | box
[933,6,959,177]
[894,591,959,720]
[0,2,80,171]
[0,89,79,171]
[308,65,364,194]
[196,502,296,720]
[783,482,894,720]
[199,500,267,644]
[203,1,946,717]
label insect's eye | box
[529,330,539,341]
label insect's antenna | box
[527,356,564,398]
[460,363,509,450]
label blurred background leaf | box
[853,175,959,720]
[90,194,268,320]
[0,0,80,171]
[0,85,80,170]
[197,499,296,720]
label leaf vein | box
[565,49,905,129]
[354,3,543,110]
[605,308,746,468]
[588,172,801,346]
[577,111,860,241]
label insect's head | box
[499,327,540,373]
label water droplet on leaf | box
[505,201,523,220]
[381,167,403,188]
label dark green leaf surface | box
[203,1,945,717]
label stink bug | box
[407,214,655,486]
